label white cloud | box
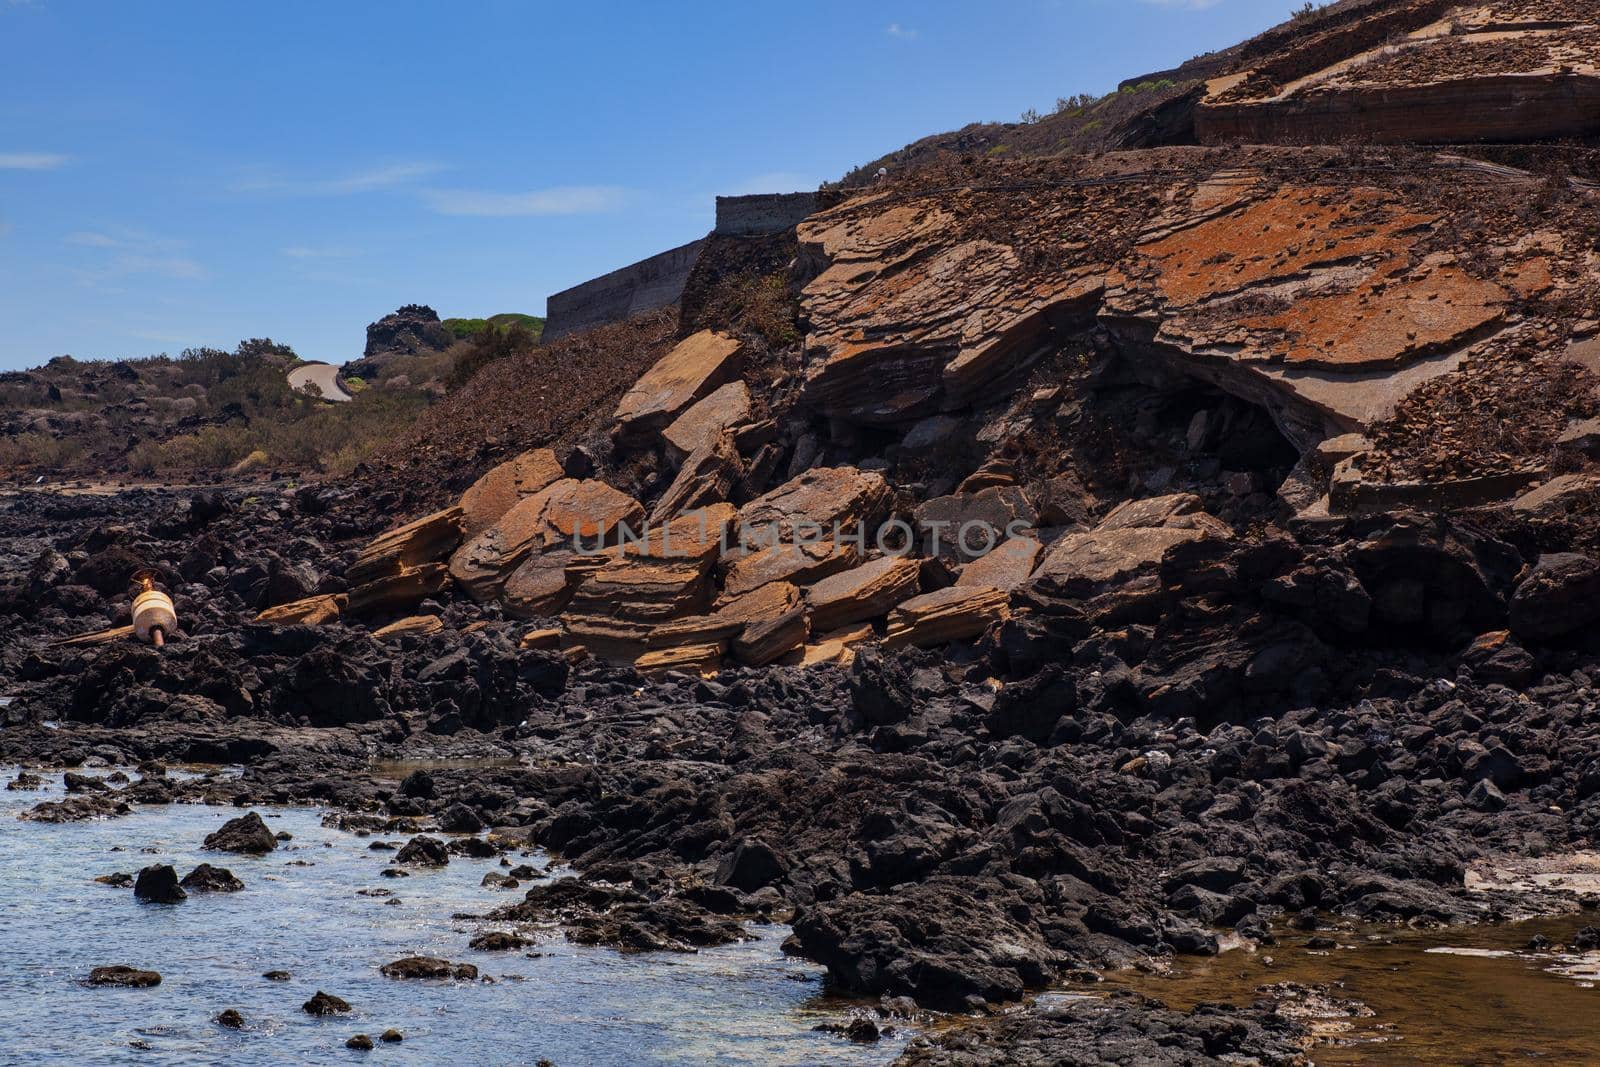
[232,161,444,196]
[0,152,68,170]
[886,22,918,38]
[423,185,629,217]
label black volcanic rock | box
[362,304,452,359]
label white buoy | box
[131,578,177,648]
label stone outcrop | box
[362,304,453,359]
[613,330,744,443]
[373,615,444,640]
[913,487,1037,562]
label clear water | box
[0,769,904,1066]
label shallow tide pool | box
[0,769,903,1066]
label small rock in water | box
[1573,926,1600,952]
[469,930,531,951]
[380,1029,404,1043]
[302,990,352,1015]
[437,802,482,833]
[845,1017,881,1043]
[133,864,186,904]
[86,966,161,987]
[263,970,291,981]
[395,835,449,867]
[203,811,278,854]
[481,872,519,889]
[215,1009,245,1029]
[180,863,245,892]
[6,771,44,791]
[346,1034,374,1051]
[379,956,478,980]
[95,872,134,887]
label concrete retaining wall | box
[713,192,819,236]
[543,239,707,341]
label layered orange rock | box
[1195,1,1600,146]
[613,329,744,442]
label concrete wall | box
[714,192,819,236]
[543,238,707,341]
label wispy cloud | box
[0,152,68,170]
[886,22,918,38]
[65,227,207,285]
[422,184,629,217]
[232,160,445,196]
[65,230,122,248]
[282,244,355,259]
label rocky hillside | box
[10,5,1600,1061]
[0,306,545,481]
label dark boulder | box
[1509,553,1600,642]
[203,811,277,854]
[395,835,449,867]
[133,864,186,904]
[302,991,352,1015]
[180,863,245,892]
[86,966,161,987]
[379,956,478,980]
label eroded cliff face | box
[1196,0,1600,146]
[796,148,1599,491]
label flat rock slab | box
[713,580,810,666]
[957,537,1042,591]
[734,466,892,547]
[349,506,464,587]
[458,448,563,537]
[1032,493,1228,598]
[806,555,922,632]
[614,330,744,441]
[257,593,345,626]
[663,381,751,461]
[885,585,1010,649]
[373,615,444,640]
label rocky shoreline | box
[7,480,1600,1063]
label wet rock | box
[215,1009,244,1029]
[380,1028,404,1043]
[203,811,277,854]
[437,803,483,834]
[395,835,449,867]
[180,863,244,893]
[133,864,186,904]
[346,1034,374,1050]
[6,771,44,791]
[379,956,479,980]
[716,838,788,892]
[86,966,161,988]
[263,970,291,981]
[469,930,532,951]
[95,872,135,887]
[302,990,352,1015]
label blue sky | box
[0,0,1296,370]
